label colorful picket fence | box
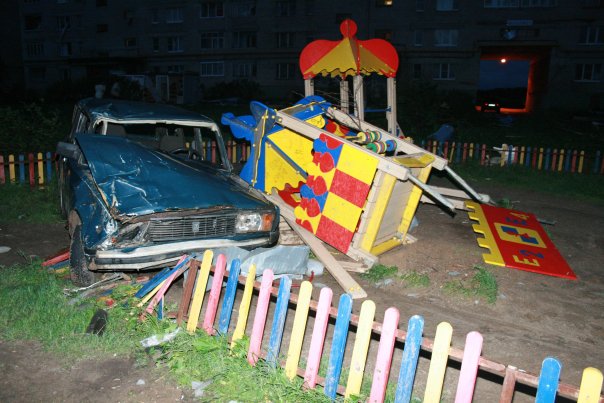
[0,141,250,187]
[138,253,604,402]
[421,140,604,175]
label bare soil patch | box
[0,182,602,401]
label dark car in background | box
[57,98,279,285]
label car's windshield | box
[94,122,225,168]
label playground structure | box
[222,19,489,298]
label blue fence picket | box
[217,258,242,336]
[266,276,292,367]
[18,154,25,183]
[525,146,532,167]
[395,315,425,403]
[535,357,562,403]
[135,267,171,298]
[45,152,53,181]
[324,293,353,399]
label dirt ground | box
[0,181,602,402]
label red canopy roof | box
[299,19,399,79]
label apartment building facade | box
[13,0,604,111]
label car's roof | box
[77,97,216,125]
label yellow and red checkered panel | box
[294,134,378,253]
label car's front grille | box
[148,214,237,242]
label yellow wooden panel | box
[337,144,379,185]
[394,153,434,168]
[186,250,213,333]
[321,192,362,232]
[345,299,376,398]
[264,145,306,193]
[577,367,603,403]
[359,173,396,252]
[398,165,432,237]
[423,322,453,403]
[285,281,313,379]
[230,264,257,349]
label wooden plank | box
[186,250,213,333]
[535,357,562,403]
[266,192,367,299]
[230,264,257,349]
[499,365,518,403]
[285,281,313,380]
[345,299,376,398]
[248,269,274,365]
[266,276,292,367]
[304,287,333,388]
[324,293,353,400]
[369,307,400,403]
[454,331,484,403]
[217,258,242,335]
[423,321,453,403]
[395,315,424,403]
[202,253,227,335]
[577,367,603,403]
[176,261,199,325]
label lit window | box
[376,0,393,6]
[200,61,224,77]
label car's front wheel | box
[70,224,98,286]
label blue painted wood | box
[455,143,461,163]
[266,276,292,367]
[394,315,424,403]
[535,357,562,403]
[45,152,52,181]
[217,258,242,336]
[594,151,601,174]
[507,144,514,165]
[157,297,164,320]
[18,154,25,183]
[135,267,171,298]
[564,151,571,172]
[525,146,532,167]
[324,293,353,400]
[544,148,551,170]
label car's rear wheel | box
[70,224,98,286]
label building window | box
[375,0,393,6]
[24,15,42,30]
[416,0,425,11]
[233,31,257,48]
[59,42,72,56]
[200,32,225,49]
[97,24,108,33]
[276,32,295,48]
[433,63,455,80]
[152,37,160,52]
[579,26,603,44]
[484,0,519,7]
[96,0,107,7]
[167,7,183,23]
[233,62,257,78]
[234,1,256,16]
[276,1,296,16]
[413,30,423,46]
[168,36,183,52]
[200,2,224,18]
[412,64,422,79]
[575,64,601,81]
[520,0,556,6]
[434,29,458,46]
[436,0,459,10]
[25,42,44,57]
[124,37,137,48]
[56,16,71,31]
[276,63,296,80]
[200,61,224,77]
[151,9,159,24]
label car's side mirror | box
[56,141,82,160]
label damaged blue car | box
[57,98,279,286]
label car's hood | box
[76,135,269,216]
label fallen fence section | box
[137,253,604,403]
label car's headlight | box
[235,211,275,233]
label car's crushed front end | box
[66,134,279,272]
